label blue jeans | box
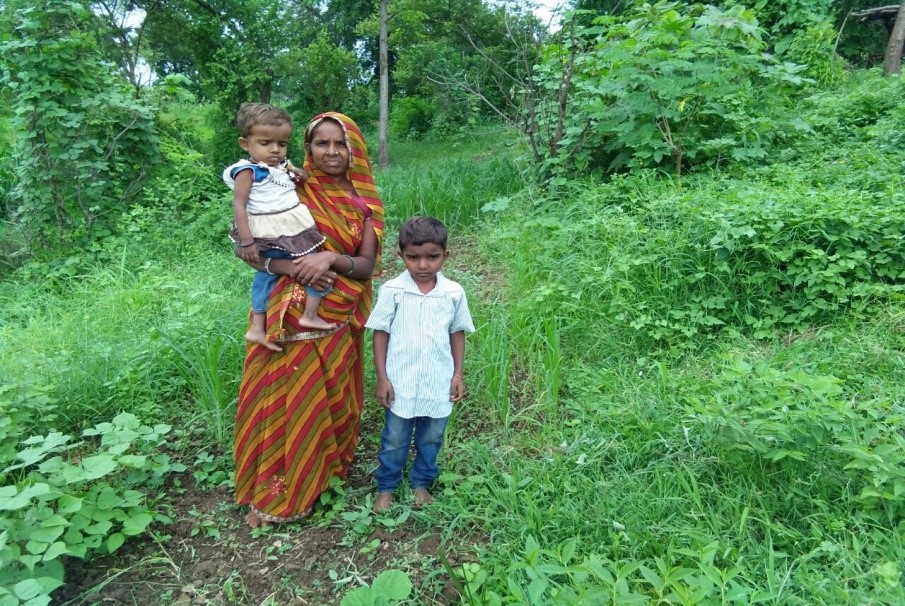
[250,249,331,313]
[374,410,449,492]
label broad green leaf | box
[42,542,70,561]
[371,570,412,600]
[0,483,51,511]
[27,526,65,544]
[106,532,125,553]
[339,587,374,606]
[122,513,153,535]
[14,579,44,601]
[80,455,117,480]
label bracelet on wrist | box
[264,257,275,275]
[341,254,356,276]
[239,240,256,248]
[453,373,463,379]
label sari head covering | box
[234,112,384,523]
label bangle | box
[239,241,256,248]
[453,373,462,379]
[341,254,356,276]
[264,257,275,275]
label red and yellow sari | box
[234,113,384,522]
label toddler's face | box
[239,122,292,167]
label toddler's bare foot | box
[297,315,336,331]
[413,488,433,507]
[246,329,283,352]
[373,492,394,513]
[244,510,270,528]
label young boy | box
[365,216,475,512]
[223,103,335,352]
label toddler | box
[223,102,335,351]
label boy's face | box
[399,242,448,287]
[239,122,292,167]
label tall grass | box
[375,128,526,233]
[0,242,248,443]
[412,83,905,603]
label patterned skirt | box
[233,322,364,522]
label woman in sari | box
[233,112,384,527]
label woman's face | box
[307,120,350,178]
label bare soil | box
[52,409,471,606]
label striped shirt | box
[365,270,475,419]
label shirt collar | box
[400,270,446,295]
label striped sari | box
[234,113,384,522]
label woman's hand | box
[291,251,338,290]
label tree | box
[0,0,158,254]
[378,0,389,168]
[883,1,905,74]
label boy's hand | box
[237,244,261,264]
[375,378,394,409]
[450,375,465,402]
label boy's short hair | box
[398,216,448,251]
[236,102,292,137]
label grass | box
[2,90,905,603]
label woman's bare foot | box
[373,492,394,512]
[244,510,270,528]
[413,488,433,507]
[245,329,283,352]
[297,315,336,331]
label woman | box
[233,112,384,527]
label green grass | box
[2,80,905,604]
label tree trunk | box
[883,1,905,74]
[378,0,389,169]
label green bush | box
[534,2,808,179]
[0,384,183,606]
[684,356,905,519]
[0,2,159,257]
[390,97,437,140]
[784,22,847,87]
[803,69,905,145]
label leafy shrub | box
[684,357,905,519]
[803,69,905,145]
[0,381,184,606]
[534,2,808,178]
[705,185,905,334]
[0,2,159,258]
[493,155,905,351]
[390,97,437,140]
[784,22,847,87]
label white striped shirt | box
[365,270,475,419]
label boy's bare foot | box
[245,329,283,352]
[373,492,394,512]
[244,510,270,528]
[413,488,433,507]
[297,315,336,331]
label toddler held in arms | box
[365,217,475,512]
[223,102,335,351]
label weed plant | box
[409,74,905,604]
